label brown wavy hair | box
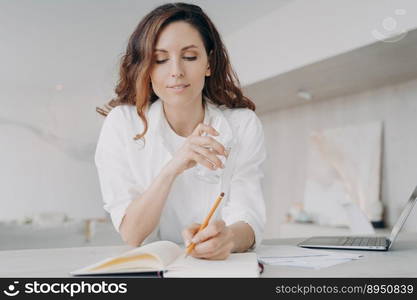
[96,2,255,140]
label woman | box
[95,2,266,260]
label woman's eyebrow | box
[154,45,198,53]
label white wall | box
[0,1,143,221]
[260,78,417,238]
[0,89,105,221]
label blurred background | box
[1,0,417,250]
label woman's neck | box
[162,98,205,137]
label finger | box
[194,235,222,254]
[182,223,201,246]
[191,152,216,170]
[189,140,223,156]
[191,220,225,244]
[207,242,234,260]
[191,123,219,137]
[193,227,231,255]
[193,239,233,260]
[191,136,226,156]
[202,241,234,260]
[181,223,200,239]
[191,144,224,169]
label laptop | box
[298,185,417,251]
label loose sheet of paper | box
[257,245,363,269]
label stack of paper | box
[256,245,363,269]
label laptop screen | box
[388,185,417,248]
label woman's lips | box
[168,84,190,93]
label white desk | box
[262,233,417,277]
[0,233,416,277]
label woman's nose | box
[170,59,184,78]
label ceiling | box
[244,27,417,114]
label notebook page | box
[164,252,259,278]
[70,241,182,275]
[123,241,183,267]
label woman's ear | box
[206,50,213,77]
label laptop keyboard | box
[341,237,387,247]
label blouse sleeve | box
[94,106,144,233]
[221,110,267,249]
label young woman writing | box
[95,2,266,260]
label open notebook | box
[70,241,260,278]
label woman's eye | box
[155,59,168,64]
[154,56,197,64]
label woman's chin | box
[161,93,201,105]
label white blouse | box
[94,99,267,248]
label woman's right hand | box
[164,123,227,176]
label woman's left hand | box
[182,220,235,260]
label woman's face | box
[150,21,210,108]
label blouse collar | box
[147,97,234,148]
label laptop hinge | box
[386,239,392,250]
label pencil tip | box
[220,192,224,197]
